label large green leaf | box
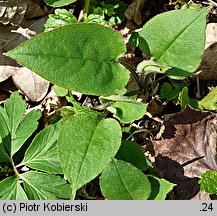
[58,114,122,196]
[44,0,77,7]
[21,124,62,174]
[139,8,209,79]
[100,159,151,200]
[199,170,217,195]
[0,176,28,200]
[6,23,129,96]
[21,171,71,200]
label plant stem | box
[83,0,91,21]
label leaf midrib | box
[157,8,208,62]
[113,161,134,200]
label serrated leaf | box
[147,175,175,200]
[44,9,77,32]
[21,171,71,200]
[100,159,151,200]
[0,176,28,200]
[6,23,129,96]
[21,124,62,174]
[58,114,122,195]
[44,0,77,7]
[139,8,209,79]
[200,86,217,110]
[0,106,10,162]
[115,140,148,171]
[199,170,217,194]
[0,92,41,156]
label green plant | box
[3,6,211,200]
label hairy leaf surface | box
[7,23,129,96]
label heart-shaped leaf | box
[58,113,122,197]
[139,8,210,79]
[6,23,129,96]
[100,159,151,200]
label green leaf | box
[139,8,209,79]
[44,0,77,7]
[147,175,175,200]
[100,159,151,200]
[21,171,71,200]
[115,140,148,171]
[101,95,147,123]
[53,85,68,97]
[0,107,10,162]
[160,81,188,100]
[200,86,217,110]
[0,176,28,200]
[199,170,217,195]
[12,109,42,155]
[21,124,62,174]
[6,23,129,96]
[44,9,77,32]
[178,86,190,109]
[4,92,27,139]
[0,92,41,156]
[58,114,122,194]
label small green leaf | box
[0,176,28,200]
[160,81,188,100]
[100,159,151,200]
[21,171,71,200]
[58,114,122,194]
[199,170,217,195]
[6,23,129,96]
[147,175,175,200]
[21,124,62,174]
[200,87,217,110]
[101,95,147,123]
[178,86,190,109]
[115,140,148,171]
[53,85,68,97]
[139,8,209,79]
[4,92,27,138]
[44,9,77,32]
[44,0,77,7]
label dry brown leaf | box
[0,17,49,101]
[0,0,46,27]
[13,67,49,102]
[152,106,217,199]
[195,23,217,80]
[125,0,147,25]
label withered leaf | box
[13,67,49,102]
[0,0,46,27]
[152,106,217,199]
[195,23,217,80]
